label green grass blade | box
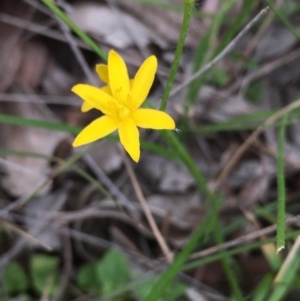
[266,0,300,41]
[187,0,237,105]
[276,113,288,252]
[40,0,107,60]
[144,211,215,301]
[190,108,300,134]
[161,130,214,200]
[269,240,300,301]
[0,113,178,159]
[0,148,113,199]
[214,0,257,55]
[211,200,244,301]
[0,113,81,134]
[183,230,300,272]
[191,110,276,133]
[252,274,273,301]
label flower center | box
[109,92,134,121]
[116,104,131,120]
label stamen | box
[115,87,124,103]
[126,94,133,109]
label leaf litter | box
[1,0,300,300]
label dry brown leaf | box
[138,152,195,192]
[41,60,76,95]
[17,42,49,88]
[0,102,68,197]
[24,187,69,251]
[117,0,203,48]
[89,141,122,174]
[0,1,28,92]
[255,22,300,61]
[68,3,167,49]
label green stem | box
[162,131,215,201]
[211,200,244,301]
[40,0,107,60]
[159,1,193,111]
[276,113,288,252]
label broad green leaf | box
[96,249,131,295]
[30,254,59,295]
[3,262,28,294]
[76,262,99,292]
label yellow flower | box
[72,50,175,162]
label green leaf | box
[246,82,264,103]
[3,262,29,294]
[135,276,186,301]
[30,254,59,295]
[76,263,100,292]
[96,249,131,295]
[209,67,229,87]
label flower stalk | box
[159,1,194,111]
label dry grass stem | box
[120,146,173,263]
[274,235,300,284]
[213,98,300,191]
[0,218,52,250]
[190,213,300,261]
[170,6,270,98]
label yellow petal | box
[96,64,109,83]
[129,79,134,89]
[81,102,93,112]
[73,115,118,147]
[130,55,157,109]
[118,118,140,162]
[131,109,175,129]
[80,85,112,112]
[72,84,116,115]
[108,50,130,103]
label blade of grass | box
[159,0,193,111]
[161,130,214,200]
[170,7,270,98]
[191,110,277,133]
[0,113,81,134]
[276,113,288,252]
[252,274,273,301]
[214,0,257,55]
[144,209,216,301]
[190,108,300,134]
[213,98,300,191]
[0,113,178,159]
[143,227,300,301]
[269,236,300,301]
[211,199,244,301]
[266,0,300,40]
[187,0,237,107]
[183,229,300,271]
[40,0,107,60]
[0,148,111,198]
[0,148,139,218]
